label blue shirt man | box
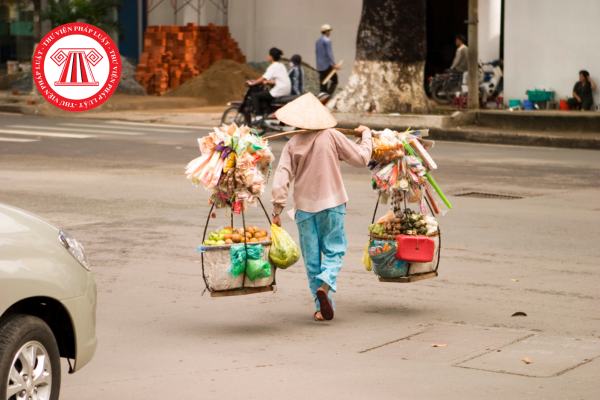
[315,24,338,95]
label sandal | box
[316,288,334,320]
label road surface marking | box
[0,137,38,142]
[106,121,213,129]
[9,125,142,136]
[61,123,188,133]
[0,129,94,138]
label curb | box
[427,129,600,150]
[336,121,600,150]
[0,104,38,115]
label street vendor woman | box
[270,93,372,321]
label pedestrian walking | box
[270,93,372,321]
[315,24,340,95]
[288,54,306,96]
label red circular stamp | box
[33,23,122,112]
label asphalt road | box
[1,112,599,400]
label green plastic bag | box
[229,244,271,281]
[269,224,301,269]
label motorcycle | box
[479,60,503,107]
[221,83,300,135]
[428,71,464,105]
[459,60,503,108]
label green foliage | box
[42,0,122,34]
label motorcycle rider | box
[248,47,291,117]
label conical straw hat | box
[275,92,337,130]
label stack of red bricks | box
[135,23,246,95]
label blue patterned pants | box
[296,204,347,311]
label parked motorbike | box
[221,83,300,135]
[479,60,503,106]
[428,71,463,105]
[459,60,503,108]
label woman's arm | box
[271,143,295,220]
[333,126,373,168]
[589,77,597,90]
[248,76,265,86]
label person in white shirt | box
[248,47,291,116]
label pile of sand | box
[162,60,261,105]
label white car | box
[0,203,97,400]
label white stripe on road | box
[106,121,213,130]
[0,129,94,138]
[61,123,188,133]
[9,125,142,136]
[0,137,39,142]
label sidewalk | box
[2,91,599,149]
[335,109,600,150]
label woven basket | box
[202,241,274,291]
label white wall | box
[478,0,501,62]
[148,0,225,26]
[228,0,362,86]
[504,0,600,105]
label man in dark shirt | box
[567,70,596,110]
[288,54,305,96]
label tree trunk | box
[333,0,430,114]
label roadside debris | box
[431,344,448,347]
[511,312,527,317]
[521,357,533,364]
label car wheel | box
[0,315,61,400]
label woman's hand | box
[273,216,282,227]
[355,125,371,133]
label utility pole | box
[467,0,479,109]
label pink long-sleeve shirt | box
[271,128,372,215]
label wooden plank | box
[210,285,274,298]
[322,60,343,84]
[378,271,438,283]
[264,128,360,140]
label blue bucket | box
[523,100,534,110]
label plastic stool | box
[452,96,467,109]
[546,100,558,110]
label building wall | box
[228,0,362,86]
[146,1,503,90]
[147,0,225,27]
[504,0,600,106]
[478,0,501,63]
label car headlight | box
[58,229,91,271]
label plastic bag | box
[229,244,271,281]
[376,210,395,224]
[362,240,372,271]
[269,224,301,269]
[368,240,408,278]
